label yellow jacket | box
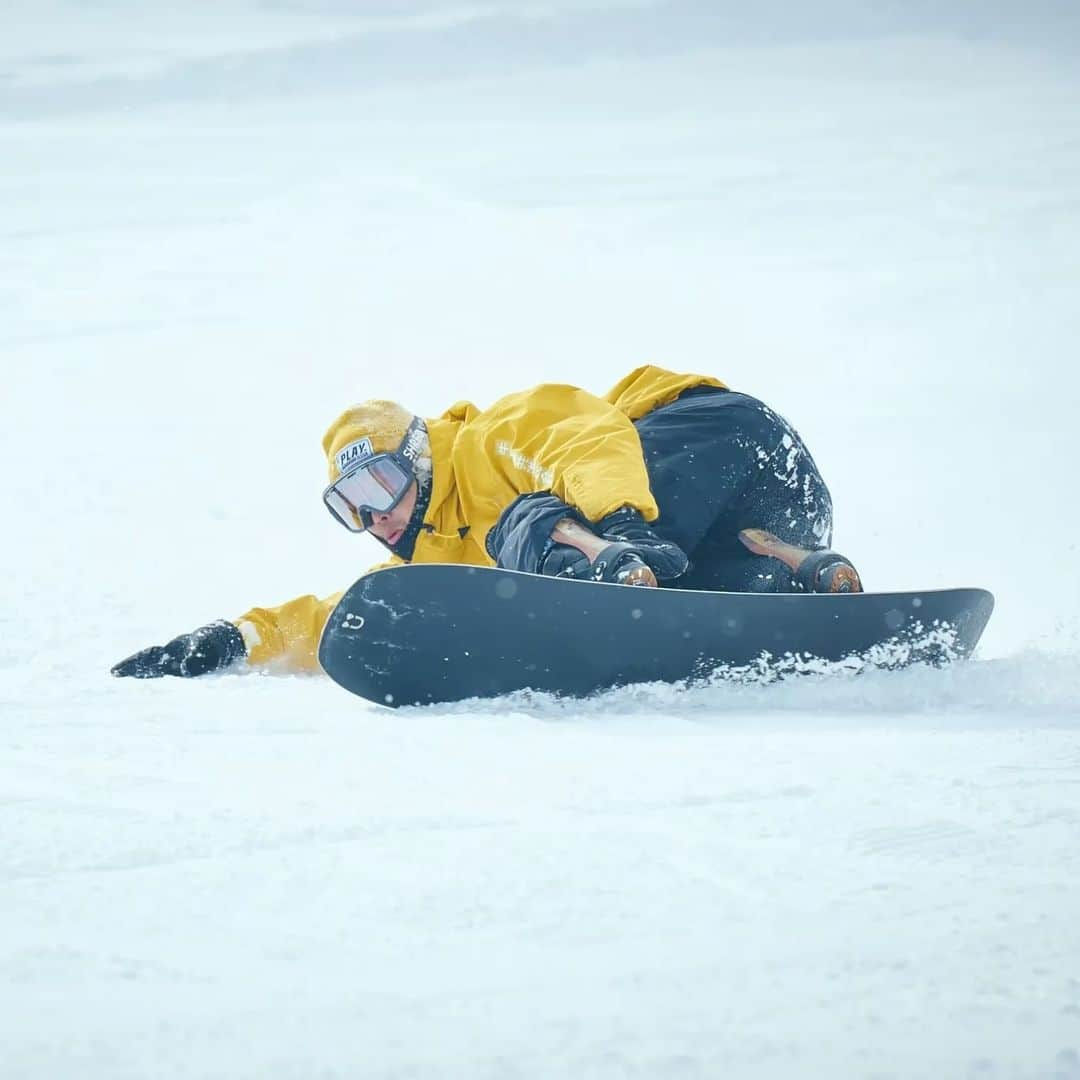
[236,365,724,672]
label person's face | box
[366,479,419,546]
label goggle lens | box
[323,456,413,532]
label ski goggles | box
[322,417,426,533]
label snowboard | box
[318,565,994,707]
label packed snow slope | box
[3,2,1079,1078]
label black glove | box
[539,540,655,585]
[595,507,689,581]
[111,620,247,679]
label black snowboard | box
[318,565,994,707]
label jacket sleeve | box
[233,558,403,672]
[486,491,582,572]
[470,384,660,523]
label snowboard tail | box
[318,565,994,707]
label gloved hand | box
[540,540,657,586]
[595,507,689,581]
[111,620,247,679]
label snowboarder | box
[111,365,861,679]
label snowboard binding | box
[541,541,658,587]
[738,529,863,594]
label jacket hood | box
[604,364,726,421]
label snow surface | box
[3,2,1080,1077]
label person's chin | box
[386,527,404,546]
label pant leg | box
[733,399,834,549]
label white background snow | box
[3,1,1080,1077]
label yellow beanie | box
[322,400,418,481]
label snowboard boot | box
[738,528,863,594]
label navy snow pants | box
[634,388,835,592]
